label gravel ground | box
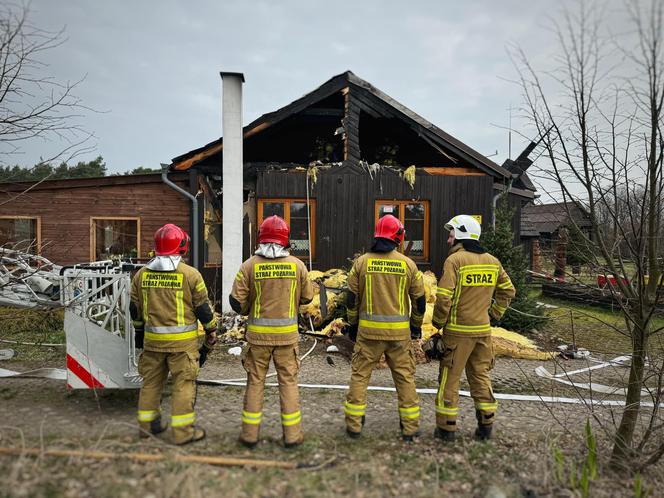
[0,336,662,497]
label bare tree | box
[0,2,94,172]
[512,0,664,472]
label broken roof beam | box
[342,87,361,162]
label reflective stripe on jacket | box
[432,245,515,336]
[130,262,214,352]
[230,255,314,346]
[347,250,425,341]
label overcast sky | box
[18,0,624,182]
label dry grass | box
[0,421,661,498]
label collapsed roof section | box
[170,70,517,182]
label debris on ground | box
[217,312,247,343]
[320,318,347,336]
[215,268,556,362]
[227,346,242,356]
[491,327,556,361]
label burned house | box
[169,71,536,293]
[0,71,537,303]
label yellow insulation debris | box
[300,290,344,327]
[308,270,325,281]
[421,304,553,360]
[402,165,417,189]
[320,317,348,337]
[322,268,347,289]
[491,327,556,361]
[422,271,437,303]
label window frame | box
[0,215,41,253]
[257,198,316,260]
[374,200,430,261]
[90,216,141,261]
[202,186,223,269]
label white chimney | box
[220,72,244,312]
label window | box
[375,200,429,260]
[91,218,140,261]
[0,216,40,252]
[258,199,316,260]
[203,190,222,267]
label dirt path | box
[0,337,661,497]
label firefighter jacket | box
[231,255,314,346]
[346,250,425,341]
[432,244,515,336]
[130,261,216,352]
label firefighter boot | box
[475,410,493,441]
[434,427,456,442]
[346,415,365,439]
[139,417,168,439]
[176,427,206,445]
[399,421,421,442]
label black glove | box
[347,323,358,342]
[410,326,422,340]
[134,328,144,349]
[199,341,213,367]
[423,335,444,361]
[199,331,217,367]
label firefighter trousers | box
[435,334,496,432]
[241,343,302,445]
[137,347,200,444]
[345,337,420,436]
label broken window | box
[375,200,429,260]
[91,218,139,261]
[258,199,316,260]
[0,217,39,252]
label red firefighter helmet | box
[154,223,190,256]
[374,214,405,245]
[258,215,290,247]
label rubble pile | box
[213,267,554,361]
[216,312,247,343]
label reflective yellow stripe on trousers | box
[281,410,302,426]
[171,412,195,427]
[137,409,160,422]
[436,366,459,416]
[399,405,420,419]
[242,410,262,425]
[344,401,366,416]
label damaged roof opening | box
[358,112,457,167]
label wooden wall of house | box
[256,167,494,276]
[0,176,190,265]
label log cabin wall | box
[256,166,493,276]
[0,174,190,265]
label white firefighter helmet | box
[445,215,482,241]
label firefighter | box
[430,215,515,441]
[230,215,314,448]
[130,224,217,445]
[344,214,426,441]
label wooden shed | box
[171,71,536,278]
[0,173,190,265]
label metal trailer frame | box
[0,249,142,389]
